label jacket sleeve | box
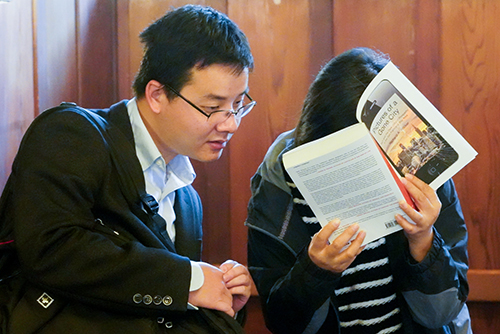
[398,179,469,328]
[247,173,340,334]
[11,109,192,316]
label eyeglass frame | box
[162,83,256,121]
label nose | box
[216,113,240,133]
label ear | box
[144,80,167,114]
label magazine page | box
[356,62,477,189]
[283,123,409,245]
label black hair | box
[132,5,254,98]
[294,47,389,147]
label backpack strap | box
[0,102,176,261]
[58,103,176,253]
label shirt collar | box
[126,98,196,184]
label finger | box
[402,174,440,209]
[398,200,423,224]
[219,259,237,273]
[404,173,427,190]
[341,229,366,257]
[225,272,251,289]
[217,287,235,317]
[310,219,340,250]
[328,223,360,253]
[218,302,235,317]
[395,212,418,233]
[222,263,248,282]
[228,285,251,298]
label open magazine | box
[283,62,477,245]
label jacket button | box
[133,293,142,304]
[163,296,173,306]
[153,295,163,305]
[143,294,153,305]
[165,322,173,328]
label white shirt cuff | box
[188,261,204,310]
[189,261,204,291]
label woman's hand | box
[308,219,366,274]
[396,174,441,262]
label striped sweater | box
[287,175,403,334]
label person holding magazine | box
[246,47,471,334]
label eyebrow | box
[203,90,248,101]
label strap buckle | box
[140,194,159,215]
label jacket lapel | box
[173,186,203,261]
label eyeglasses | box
[163,83,256,123]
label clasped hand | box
[308,174,441,273]
[188,260,252,317]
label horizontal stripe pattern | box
[340,308,400,327]
[285,177,404,333]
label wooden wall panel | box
[441,0,500,332]
[228,3,332,331]
[333,0,441,106]
[35,0,79,111]
[441,0,500,272]
[228,0,333,264]
[0,0,36,191]
[77,0,118,108]
[36,0,117,111]
[0,0,487,332]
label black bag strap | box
[58,103,176,252]
[60,103,154,213]
[0,102,176,257]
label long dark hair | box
[294,47,389,147]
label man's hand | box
[188,262,234,317]
[308,219,366,274]
[395,173,441,262]
[219,260,252,314]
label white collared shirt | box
[127,99,203,293]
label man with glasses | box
[2,5,254,333]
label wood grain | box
[441,1,500,332]
[228,0,333,263]
[0,0,36,190]
[1,1,499,332]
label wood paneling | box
[441,1,500,331]
[333,0,441,106]
[228,0,333,264]
[36,0,118,111]
[1,1,499,333]
[441,0,500,271]
[0,0,36,190]
[77,0,118,108]
[35,0,79,111]
[468,270,500,302]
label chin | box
[196,150,224,163]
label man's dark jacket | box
[0,101,224,333]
